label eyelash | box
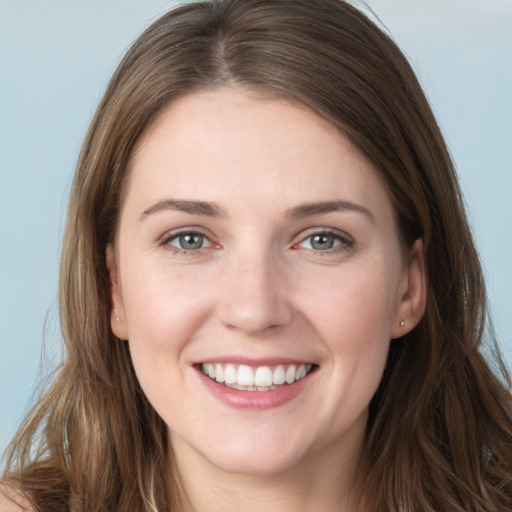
[159,228,355,256]
[293,228,355,254]
[160,229,215,255]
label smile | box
[200,363,315,391]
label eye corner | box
[159,227,221,255]
[292,227,355,254]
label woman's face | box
[108,88,425,477]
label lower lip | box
[197,369,315,410]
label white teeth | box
[254,366,273,387]
[285,365,296,384]
[273,365,286,385]
[296,364,306,380]
[215,364,224,383]
[200,362,314,390]
[224,364,237,384]
[237,365,255,386]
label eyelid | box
[157,226,354,254]
[159,227,219,253]
[292,227,355,251]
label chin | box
[173,426,311,477]
[205,445,305,476]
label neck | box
[168,430,364,512]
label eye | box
[165,231,212,251]
[305,233,340,250]
[295,230,354,252]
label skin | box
[0,486,33,512]
[108,87,426,511]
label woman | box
[2,0,511,510]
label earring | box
[400,320,405,327]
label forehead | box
[124,87,393,219]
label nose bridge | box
[218,242,292,334]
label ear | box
[106,243,128,340]
[391,238,427,339]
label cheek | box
[120,262,215,364]
[298,260,400,345]
[298,259,399,393]
[120,266,215,419]
[308,283,393,382]
[281,262,399,443]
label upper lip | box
[196,356,317,366]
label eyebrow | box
[141,199,227,220]
[140,198,374,223]
[286,200,375,223]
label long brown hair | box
[2,1,511,510]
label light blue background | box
[1,0,511,456]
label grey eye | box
[179,233,204,249]
[308,234,338,250]
[169,232,210,250]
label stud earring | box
[400,320,405,327]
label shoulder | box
[0,485,34,512]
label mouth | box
[198,362,317,392]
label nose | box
[217,250,293,335]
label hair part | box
[3,1,511,510]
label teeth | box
[215,364,224,383]
[254,366,273,387]
[224,364,237,384]
[237,365,254,386]
[200,362,314,390]
[273,365,286,385]
[296,364,306,380]
[285,365,296,384]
